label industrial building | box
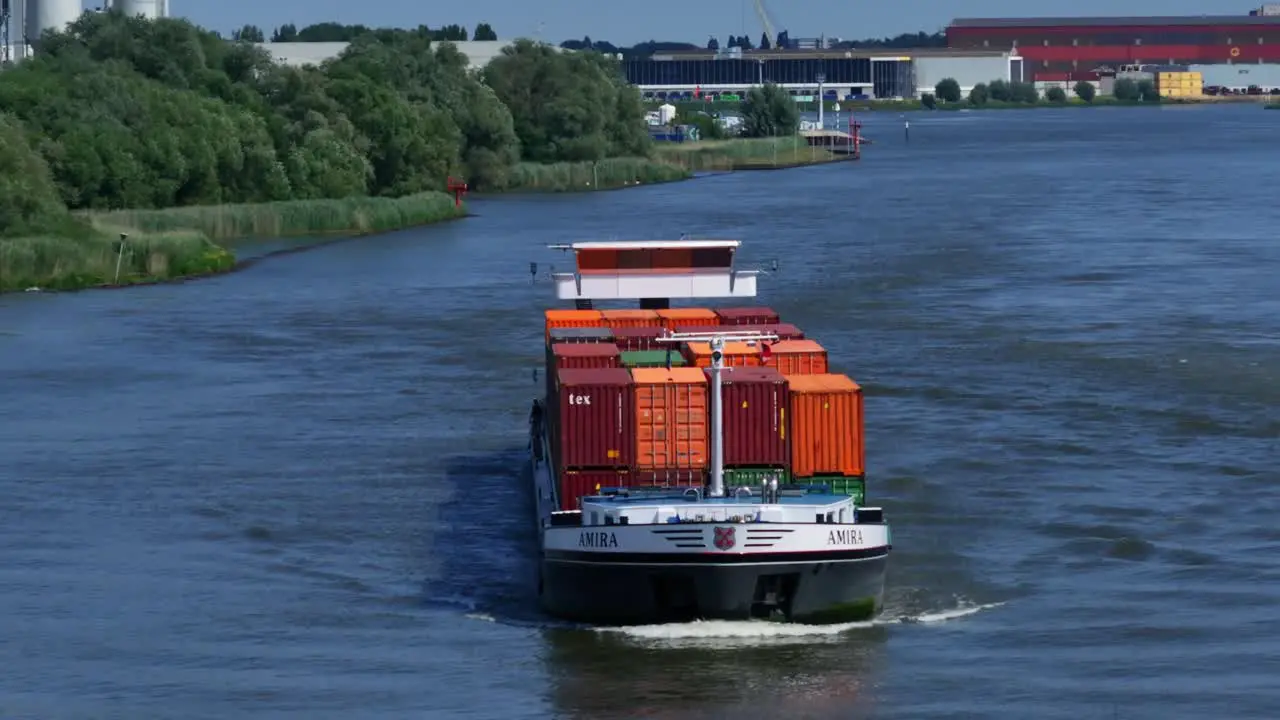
[2,0,169,62]
[624,48,1023,101]
[255,40,524,70]
[947,7,1280,73]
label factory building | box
[624,48,1023,101]
[947,9,1280,73]
[2,0,169,62]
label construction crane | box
[753,0,777,48]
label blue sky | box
[174,0,1252,44]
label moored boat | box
[527,239,890,625]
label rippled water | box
[2,105,1278,719]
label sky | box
[150,0,1261,44]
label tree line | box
[231,22,498,44]
[562,31,947,58]
[0,12,649,238]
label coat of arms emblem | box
[713,525,737,550]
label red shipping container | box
[612,326,665,351]
[558,468,630,512]
[710,366,791,468]
[550,343,622,370]
[715,307,780,325]
[761,323,805,341]
[554,367,635,469]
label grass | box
[652,136,842,171]
[501,157,690,192]
[1,191,466,293]
[83,191,465,242]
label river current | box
[2,105,1278,719]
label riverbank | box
[652,94,1275,115]
[652,136,843,171]
[0,192,465,293]
[3,144,844,294]
[483,138,843,193]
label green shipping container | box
[723,467,791,488]
[620,349,687,368]
[797,475,866,505]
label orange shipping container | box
[787,373,865,477]
[545,309,604,339]
[631,367,709,470]
[600,309,662,329]
[682,341,764,369]
[764,339,829,376]
[656,308,718,330]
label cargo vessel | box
[527,239,890,625]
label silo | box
[117,0,161,19]
[24,0,81,48]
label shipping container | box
[682,341,765,368]
[722,467,791,489]
[620,349,687,368]
[656,308,718,329]
[671,322,805,341]
[796,475,865,505]
[554,367,635,469]
[714,306,781,325]
[612,326,666,351]
[600,309,662,328]
[711,366,791,468]
[629,468,704,488]
[631,367,709,470]
[763,339,829,376]
[559,469,631,512]
[549,327,615,345]
[549,343,622,370]
[545,309,604,339]
[788,373,865,478]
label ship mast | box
[657,330,778,498]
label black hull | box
[539,552,888,626]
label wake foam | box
[592,599,1004,647]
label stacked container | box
[1157,71,1203,98]
[715,306,780,325]
[542,306,868,509]
[786,373,866,505]
[631,367,709,473]
[682,341,764,368]
[544,309,604,339]
[601,309,662,329]
[763,339,828,376]
[550,367,635,510]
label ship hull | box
[529,398,889,626]
[540,550,887,626]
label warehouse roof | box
[949,15,1280,28]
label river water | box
[2,105,1278,719]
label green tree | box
[934,78,961,103]
[1073,80,1096,102]
[1113,78,1140,101]
[1045,86,1067,103]
[0,113,71,236]
[987,78,1011,102]
[1137,79,1159,102]
[232,24,264,42]
[1010,81,1039,103]
[739,83,799,138]
[483,39,650,163]
[968,82,989,105]
[473,23,497,41]
[920,92,936,109]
